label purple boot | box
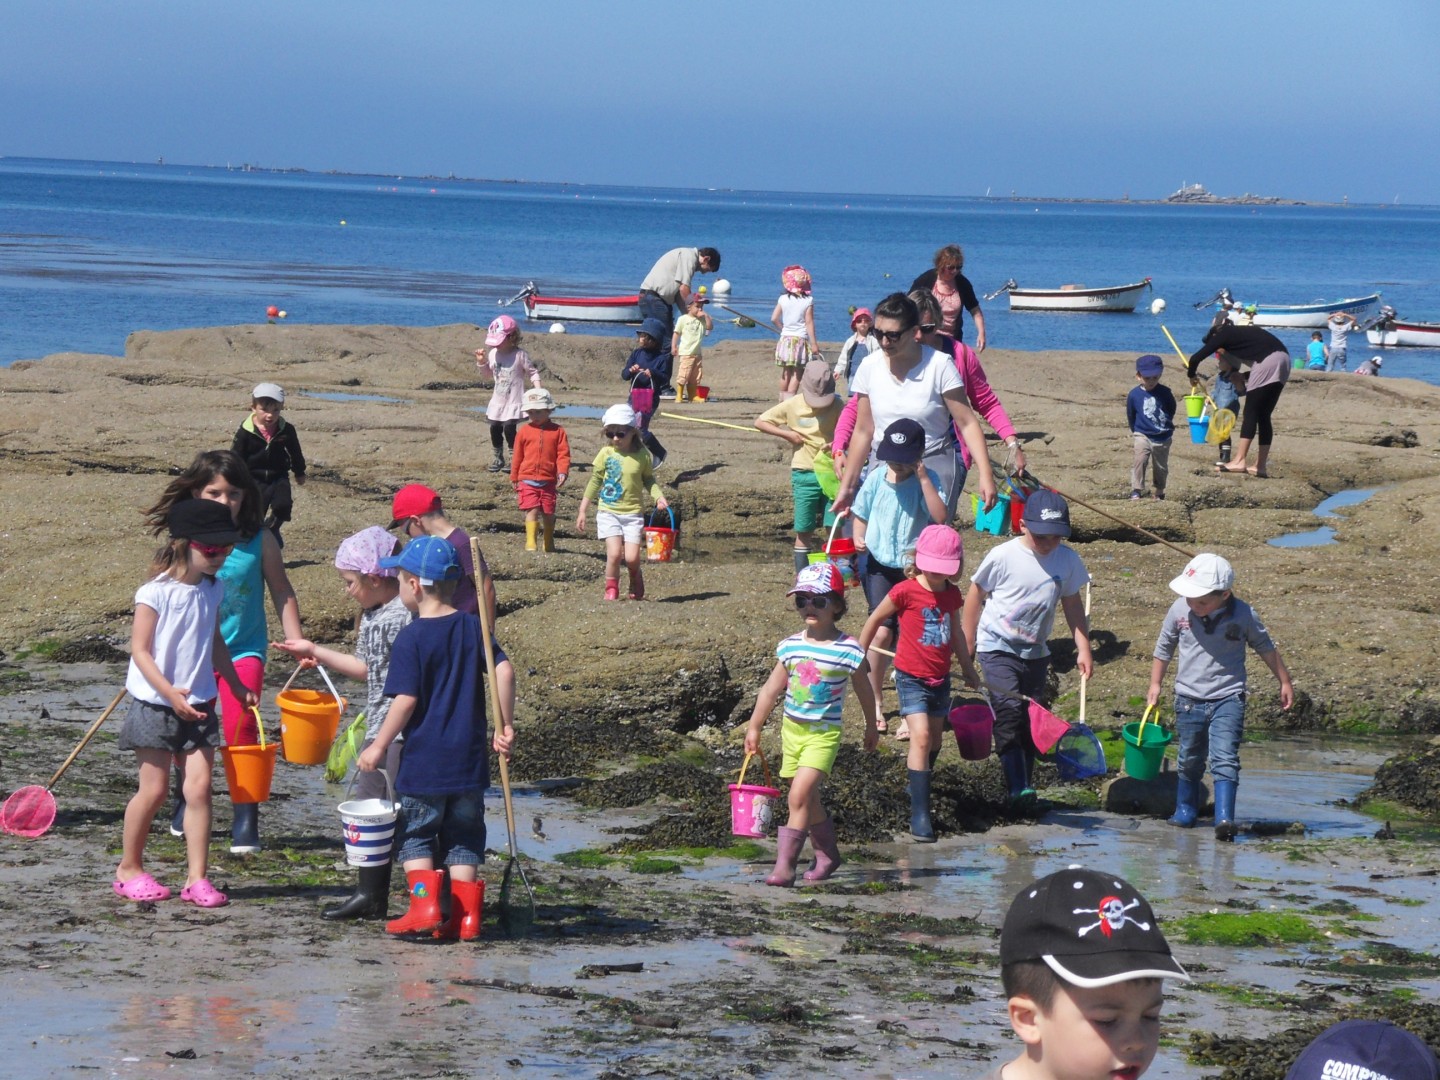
[764,826,808,887]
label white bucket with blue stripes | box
[337,769,397,866]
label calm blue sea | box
[4,155,1440,384]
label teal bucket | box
[1188,417,1209,444]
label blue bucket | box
[1188,417,1209,444]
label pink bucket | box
[949,704,994,761]
[728,751,781,838]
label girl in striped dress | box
[743,561,880,887]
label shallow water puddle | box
[300,389,411,404]
[1269,486,1379,547]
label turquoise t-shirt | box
[851,465,945,569]
[217,531,268,661]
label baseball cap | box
[485,315,518,347]
[168,499,243,546]
[1169,553,1234,598]
[1371,356,1384,367]
[1135,354,1164,377]
[1022,489,1071,537]
[379,534,461,585]
[522,387,557,412]
[638,317,667,342]
[875,418,926,464]
[334,525,400,577]
[850,307,873,330]
[1284,1021,1437,1080]
[252,382,285,403]
[602,403,638,429]
[690,294,710,305]
[1000,866,1189,988]
[390,483,442,528]
[788,561,844,596]
[914,524,962,576]
[799,359,836,409]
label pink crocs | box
[180,878,228,908]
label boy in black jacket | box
[231,382,306,546]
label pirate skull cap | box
[1000,865,1189,988]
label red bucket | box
[728,751,781,837]
[643,506,677,562]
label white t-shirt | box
[1327,313,1351,349]
[971,537,1089,659]
[776,294,813,338]
[850,345,965,458]
[125,574,224,705]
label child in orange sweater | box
[510,388,571,552]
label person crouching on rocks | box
[744,562,879,886]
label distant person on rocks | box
[637,245,721,342]
[1147,553,1294,840]
[670,294,713,402]
[771,264,819,400]
[833,307,879,386]
[1125,355,1175,500]
[510,388,570,552]
[1326,310,1359,371]
[231,382,305,548]
[1306,331,1328,370]
[910,244,987,350]
[478,315,543,474]
[1355,355,1383,376]
[1187,322,1291,478]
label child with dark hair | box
[231,382,306,546]
[981,866,1190,1080]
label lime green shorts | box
[780,716,842,777]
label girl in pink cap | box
[859,524,979,842]
[771,265,819,401]
[478,315,543,473]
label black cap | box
[1000,866,1189,988]
[875,417,926,464]
[1022,489,1071,537]
[168,500,243,546]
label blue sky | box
[4,0,1438,202]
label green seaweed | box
[1171,911,1326,947]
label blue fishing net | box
[1053,723,1107,782]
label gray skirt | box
[116,696,220,754]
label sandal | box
[875,717,888,734]
[894,720,911,741]
[180,878,229,908]
[113,872,172,902]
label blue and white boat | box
[1197,287,1383,329]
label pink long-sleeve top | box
[832,337,1016,467]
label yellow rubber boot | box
[542,520,555,552]
[524,521,538,551]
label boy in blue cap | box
[622,318,673,462]
[1125,355,1176,500]
[357,535,515,941]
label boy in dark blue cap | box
[622,318,673,463]
[981,865,1189,1080]
[357,535,515,942]
[1126,355,1176,500]
[963,489,1092,808]
[1284,1020,1437,1080]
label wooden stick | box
[1079,583,1091,727]
[47,689,126,789]
[1020,470,1197,560]
[716,303,780,335]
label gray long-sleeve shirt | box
[1154,595,1276,701]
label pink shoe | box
[113,872,171,902]
[180,878,228,908]
[604,579,620,601]
[628,572,644,601]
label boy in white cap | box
[510,388,570,552]
[231,382,306,547]
[755,359,844,572]
[1148,553,1294,839]
[983,865,1189,1080]
[671,293,713,402]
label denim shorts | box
[894,670,951,718]
[396,790,487,866]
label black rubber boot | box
[230,801,261,855]
[169,767,186,837]
[322,860,393,921]
[908,769,936,842]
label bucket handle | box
[249,706,268,748]
[647,505,675,532]
[822,514,847,556]
[736,750,776,790]
[344,766,395,807]
[1137,703,1158,741]
[314,663,348,715]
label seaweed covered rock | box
[1357,740,1440,817]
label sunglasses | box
[874,327,913,344]
[603,428,632,439]
[919,323,937,333]
[793,594,834,610]
[189,541,233,558]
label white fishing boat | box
[1197,287,1383,329]
[985,278,1151,312]
[501,281,642,323]
[1365,307,1440,348]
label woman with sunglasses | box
[143,449,303,854]
[744,561,880,887]
[910,243,986,351]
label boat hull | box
[1367,321,1440,348]
[1236,293,1382,329]
[522,293,642,323]
[1006,280,1150,312]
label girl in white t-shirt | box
[478,314,543,473]
[113,499,257,909]
[771,264,818,401]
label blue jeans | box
[637,291,675,342]
[397,790,487,866]
[1173,692,1246,784]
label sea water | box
[3,155,1440,385]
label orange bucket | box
[221,706,277,803]
[277,688,342,765]
[643,506,677,563]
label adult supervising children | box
[1187,322,1292,478]
[637,245,721,343]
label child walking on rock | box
[510,388,570,552]
[772,265,818,400]
[1148,553,1293,840]
[576,403,668,601]
[272,526,411,920]
[230,381,306,547]
[859,524,979,842]
[744,561,879,886]
[478,315,542,473]
[114,499,256,909]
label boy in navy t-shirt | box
[1125,355,1177,500]
[358,535,516,941]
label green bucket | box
[1183,394,1206,419]
[1121,721,1172,781]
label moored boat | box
[985,278,1151,312]
[502,282,642,323]
[1196,287,1382,328]
[1365,307,1440,348]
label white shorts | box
[596,509,644,545]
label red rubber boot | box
[386,869,444,936]
[434,879,484,941]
